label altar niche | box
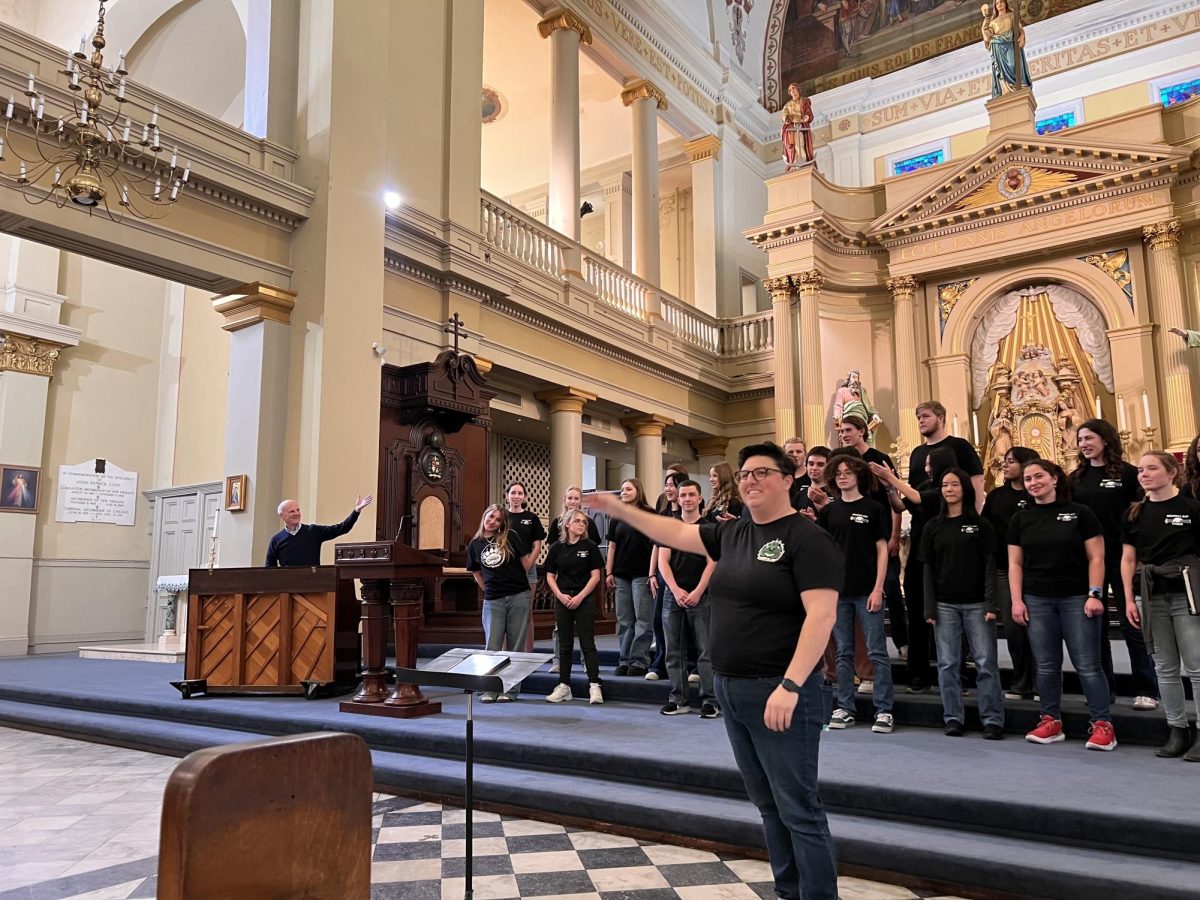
[377,349,495,643]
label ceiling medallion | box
[997,165,1032,199]
[481,86,507,125]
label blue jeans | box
[933,602,1004,728]
[834,594,894,714]
[1145,592,1200,728]
[1024,593,1111,723]
[614,576,653,668]
[482,589,531,699]
[665,589,714,705]
[715,672,838,900]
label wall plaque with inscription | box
[56,459,139,526]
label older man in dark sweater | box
[265,494,373,566]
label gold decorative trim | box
[212,282,297,332]
[936,279,976,339]
[763,276,794,302]
[1143,218,1181,252]
[0,333,64,377]
[886,275,919,303]
[621,413,675,438]
[537,8,593,44]
[473,355,494,376]
[621,79,668,111]
[793,271,825,296]
[684,135,721,162]
[536,386,597,415]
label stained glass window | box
[1036,112,1076,135]
[892,149,944,176]
[1160,78,1200,108]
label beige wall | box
[172,286,228,486]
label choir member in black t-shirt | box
[908,401,986,504]
[1184,434,1200,500]
[1120,452,1200,761]
[705,462,744,522]
[647,472,686,681]
[605,479,656,676]
[819,455,895,733]
[1070,419,1158,709]
[545,485,602,675]
[784,437,809,488]
[544,510,606,705]
[980,446,1038,699]
[505,481,547,653]
[793,446,829,515]
[585,442,843,900]
[1008,459,1116,750]
[466,505,534,702]
[919,470,1004,738]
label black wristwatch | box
[780,677,803,694]
[1088,588,1103,600]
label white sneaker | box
[688,672,700,684]
[829,709,855,729]
[897,645,908,661]
[1132,695,1160,711]
[546,683,572,703]
[857,680,874,695]
[549,660,560,674]
[588,683,604,704]
[872,712,895,734]
[644,671,660,681]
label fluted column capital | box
[1143,218,1181,252]
[622,413,674,439]
[886,275,920,302]
[537,8,593,43]
[536,386,597,415]
[764,276,795,303]
[621,79,668,111]
[793,270,825,296]
[0,332,65,377]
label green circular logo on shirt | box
[757,539,785,563]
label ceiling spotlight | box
[384,191,401,209]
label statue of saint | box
[982,0,1032,98]
[780,84,815,171]
[833,369,883,445]
[988,398,1014,475]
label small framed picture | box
[225,474,247,512]
[0,465,41,514]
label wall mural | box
[774,0,1101,101]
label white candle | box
[151,124,159,147]
[120,186,128,205]
[169,181,179,201]
[117,78,125,100]
[18,161,26,180]
[140,122,148,143]
[169,146,177,168]
[153,176,162,199]
[27,73,34,93]
[150,104,158,126]
[1094,395,1102,419]
[952,414,960,437]
[181,162,190,183]
[972,411,980,445]
[36,101,44,120]
[1116,394,1128,431]
[79,34,87,55]
[213,510,220,539]
[1142,390,1152,428]
[122,118,130,142]
[118,50,126,70]
[4,96,12,118]
[79,105,87,124]
[0,136,5,158]
[53,166,61,184]
[70,70,79,87]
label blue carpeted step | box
[1,698,1197,900]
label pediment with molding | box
[867,137,1189,244]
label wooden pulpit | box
[335,538,445,719]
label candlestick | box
[1116,394,1128,432]
[952,414,960,437]
[1140,426,1157,450]
[1141,390,1152,428]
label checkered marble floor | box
[0,726,967,900]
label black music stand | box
[393,649,550,899]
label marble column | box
[600,172,633,270]
[621,79,668,293]
[794,271,826,448]
[766,276,797,442]
[887,275,923,457]
[538,9,592,275]
[213,283,296,567]
[691,436,730,500]
[536,386,596,512]
[622,414,673,490]
[0,237,81,657]
[1142,218,1198,449]
[685,136,722,317]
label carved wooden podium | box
[335,538,445,719]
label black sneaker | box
[699,703,720,719]
[613,665,629,677]
[944,720,965,737]
[627,665,649,678]
[983,724,1005,741]
[660,702,691,715]
[905,683,931,694]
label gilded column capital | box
[764,276,794,303]
[793,270,826,296]
[886,275,919,303]
[0,332,64,377]
[684,135,721,163]
[621,79,668,111]
[621,413,674,438]
[213,282,297,332]
[691,436,730,458]
[537,8,593,44]
[1143,218,1181,252]
[536,386,597,415]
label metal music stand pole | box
[465,688,474,897]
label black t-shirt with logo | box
[698,513,844,677]
[1072,462,1142,555]
[920,515,995,605]
[466,532,530,601]
[861,447,897,540]
[606,517,655,579]
[1007,501,1103,597]
[507,511,547,555]
[817,496,889,595]
[907,436,984,489]
[981,484,1031,569]
[544,538,604,597]
[1121,494,1200,591]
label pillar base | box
[339,698,442,719]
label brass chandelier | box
[0,0,188,221]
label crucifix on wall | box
[443,313,468,357]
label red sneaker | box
[1085,720,1118,751]
[1025,715,1065,744]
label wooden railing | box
[479,192,768,359]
